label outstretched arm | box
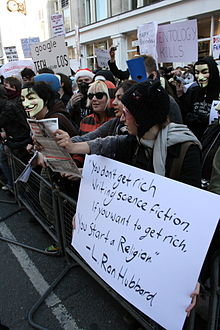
[54,129,90,154]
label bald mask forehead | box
[21,88,44,118]
[195,64,210,88]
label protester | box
[0,84,31,190]
[21,80,78,253]
[22,79,78,137]
[200,101,220,190]
[79,80,115,135]
[180,56,220,140]
[54,79,202,321]
[66,68,94,127]
[108,46,130,81]
[94,69,116,86]
[20,67,35,84]
[109,52,182,124]
[37,67,54,74]
[56,72,73,107]
[70,80,136,144]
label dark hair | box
[37,67,54,74]
[116,80,137,93]
[4,76,22,92]
[23,81,55,109]
[57,72,73,96]
[20,68,35,79]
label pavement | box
[0,187,134,330]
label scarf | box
[140,123,201,176]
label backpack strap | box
[169,141,196,180]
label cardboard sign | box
[4,46,19,62]
[72,155,220,330]
[126,57,147,82]
[138,21,158,61]
[95,48,110,69]
[21,37,40,58]
[30,36,70,75]
[212,35,220,60]
[157,20,198,63]
[51,14,65,37]
[0,60,35,78]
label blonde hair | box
[87,80,110,108]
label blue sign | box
[126,57,147,82]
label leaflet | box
[27,118,81,176]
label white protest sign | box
[95,48,110,69]
[72,155,220,330]
[69,58,80,73]
[0,60,35,78]
[213,35,220,60]
[138,21,158,61]
[30,36,70,75]
[21,37,40,58]
[157,19,198,63]
[4,46,19,62]
[51,14,65,37]
[209,100,220,125]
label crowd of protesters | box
[0,49,220,330]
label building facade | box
[56,0,220,71]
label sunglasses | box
[88,92,106,100]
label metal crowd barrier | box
[1,153,219,329]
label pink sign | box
[157,20,198,63]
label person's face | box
[4,81,16,91]
[112,87,124,118]
[77,76,93,85]
[195,64,210,88]
[22,77,33,84]
[121,107,138,135]
[88,91,108,113]
[21,88,44,118]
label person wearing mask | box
[180,56,220,140]
[21,80,78,253]
[21,79,78,137]
[66,68,94,127]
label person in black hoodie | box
[21,79,78,249]
[21,80,78,137]
[0,80,31,190]
[181,56,220,140]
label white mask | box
[194,64,210,88]
[21,88,44,118]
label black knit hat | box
[94,70,116,86]
[121,79,170,136]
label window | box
[86,39,111,70]
[214,14,220,36]
[63,6,71,32]
[95,0,108,21]
[197,17,211,39]
[61,0,69,8]
[127,31,139,59]
[84,0,110,25]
